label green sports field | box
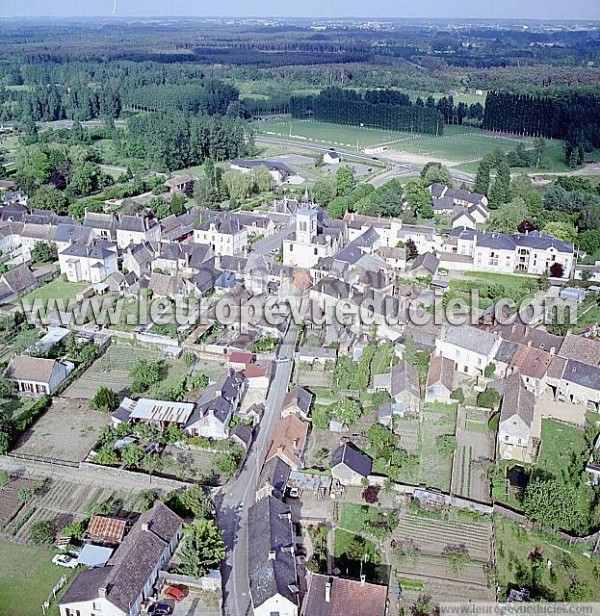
[255,119,536,164]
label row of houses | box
[248,384,388,616]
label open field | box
[19,280,89,305]
[255,118,412,149]
[11,397,107,464]
[418,402,458,491]
[495,516,600,601]
[62,341,184,399]
[0,540,77,616]
[255,119,536,165]
[388,131,535,165]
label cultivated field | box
[393,511,495,604]
[0,476,140,543]
[11,398,107,464]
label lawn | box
[0,540,77,616]
[449,271,537,309]
[418,402,458,492]
[536,419,589,480]
[19,280,89,305]
[495,516,600,601]
[334,529,386,584]
[340,503,384,534]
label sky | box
[0,0,599,20]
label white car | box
[52,554,79,569]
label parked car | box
[147,603,173,616]
[52,554,79,569]
[163,585,188,602]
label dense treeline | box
[290,87,443,134]
[0,63,242,124]
[124,112,247,172]
[484,91,600,165]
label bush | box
[450,388,465,404]
[90,387,120,413]
[477,388,501,409]
[30,520,55,545]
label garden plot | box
[394,513,492,562]
[0,476,37,530]
[294,362,335,389]
[393,511,495,604]
[62,341,180,399]
[2,478,139,542]
[451,406,495,504]
[394,417,419,455]
[417,402,457,491]
[11,397,107,464]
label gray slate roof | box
[60,503,182,613]
[500,372,535,428]
[441,325,500,356]
[248,496,298,609]
[331,442,372,477]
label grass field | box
[0,540,76,616]
[255,119,536,164]
[19,280,89,305]
[495,516,600,601]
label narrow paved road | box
[217,323,298,616]
[256,135,475,186]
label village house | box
[331,442,372,486]
[5,355,74,396]
[373,360,421,415]
[59,240,118,283]
[301,573,388,616]
[58,503,183,616]
[115,215,161,249]
[193,216,248,256]
[425,355,455,403]
[248,496,300,616]
[257,456,292,501]
[498,372,536,463]
[265,415,310,471]
[0,263,39,303]
[185,372,247,439]
[435,325,501,377]
[281,387,314,421]
[163,173,197,195]
[122,242,156,278]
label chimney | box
[142,522,150,532]
[98,586,108,598]
[268,550,276,560]
[325,580,332,603]
[360,574,366,586]
[293,438,299,450]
